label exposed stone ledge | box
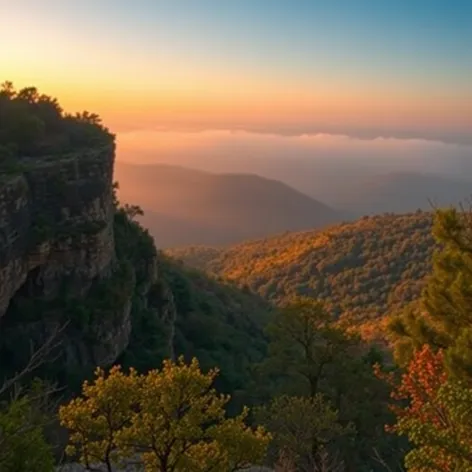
[0,145,115,318]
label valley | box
[1,81,471,472]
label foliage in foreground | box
[59,357,270,472]
[0,395,54,472]
[377,346,472,471]
[384,207,472,471]
[256,394,352,472]
[391,208,472,381]
[255,297,403,471]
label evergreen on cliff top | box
[0,81,112,161]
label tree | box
[258,297,402,471]
[390,207,472,381]
[0,81,15,99]
[0,81,113,160]
[60,357,270,472]
[261,297,354,397]
[123,203,144,221]
[256,395,352,472]
[0,396,54,472]
[0,327,62,471]
[59,365,139,471]
[376,345,472,471]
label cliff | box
[0,146,115,316]
[0,145,175,383]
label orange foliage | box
[375,345,447,431]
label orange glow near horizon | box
[2,1,471,147]
[3,66,468,142]
[3,10,469,141]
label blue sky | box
[2,0,471,142]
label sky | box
[1,0,471,146]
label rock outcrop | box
[0,144,175,380]
[0,145,115,316]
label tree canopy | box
[0,81,113,161]
[168,212,435,335]
[59,357,270,472]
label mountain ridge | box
[115,161,347,247]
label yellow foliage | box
[169,212,434,328]
[59,365,139,469]
[59,357,270,472]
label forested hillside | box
[152,254,274,399]
[5,82,472,472]
[168,212,436,333]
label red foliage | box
[374,345,448,432]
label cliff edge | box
[0,144,175,382]
[0,145,115,317]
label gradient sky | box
[2,0,471,144]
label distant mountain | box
[114,162,346,247]
[167,212,436,335]
[329,172,472,215]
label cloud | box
[116,128,472,169]
[113,122,472,147]
[115,128,472,208]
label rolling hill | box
[167,212,436,336]
[114,161,346,247]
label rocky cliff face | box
[0,146,115,317]
[0,145,175,381]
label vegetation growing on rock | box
[0,81,112,162]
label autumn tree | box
[59,365,139,470]
[380,205,472,470]
[60,357,270,472]
[377,345,472,471]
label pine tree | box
[390,207,472,381]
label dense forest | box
[168,213,435,338]
[115,206,275,404]
[2,83,472,472]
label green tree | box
[0,81,113,160]
[0,331,59,472]
[259,297,403,471]
[256,394,352,471]
[391,207,472,381]
[0,396,54,472]
[261,297,353,397]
